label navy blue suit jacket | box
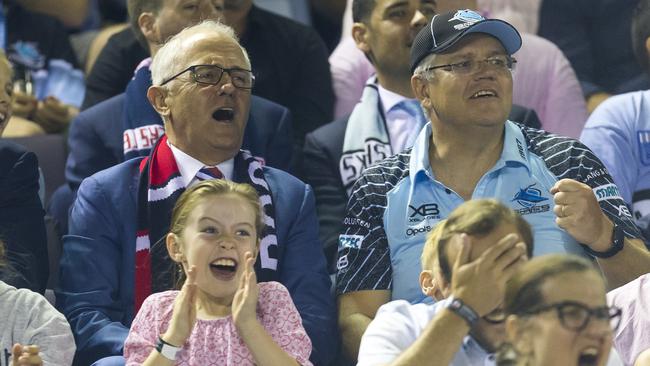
[303,105,541,271]
[0,140,48,293]
[56,154,337,365]
[66,93,294,191]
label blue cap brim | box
[462,20,521,55]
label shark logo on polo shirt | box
[512,183,550,215]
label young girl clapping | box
[124,180,312,365]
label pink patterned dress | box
[124,281,313,365]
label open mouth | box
[577,346,600,366]
[470,89,498,99]
[212,107,234,122]
[209,257,238,280]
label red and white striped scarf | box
[134,135,279,313]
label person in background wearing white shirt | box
[0,240,75,366]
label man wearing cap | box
[302,0,540,272]
[335,9,650,361]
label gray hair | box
[413,53,437,80]
[150,20,251,86]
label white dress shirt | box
[167,141,234,187]
[377,85,426,154]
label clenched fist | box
[551,179,614,252]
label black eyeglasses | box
[160,64,255,89]
[424,55,517,75]
[521,301,622,332]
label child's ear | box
[166,233,184,263]
[419,270,438,299]
[433,265,451,300]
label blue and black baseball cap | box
[410,9,522,72]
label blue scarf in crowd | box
[122,58,165,161]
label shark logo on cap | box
[449,9,484,23]
[449,10,484,29]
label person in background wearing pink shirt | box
[124,180,312,366]
[607,274,650,366]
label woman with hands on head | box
[124,180,312,365]
[498,254,622,366]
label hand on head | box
[163,265,198,347]
[11,344,42,366]
[232,251,259,331]
[451,233,527,316]
[551,178,613,252]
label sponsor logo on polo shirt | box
[516,138,525,159]
[512,183,550,215]
[584,168,608,183]
[617,205,632,218]
[343,217,371,229]
[406,225,432,237]
[593,183,624,202]
[339,235,364,249]
[408,203,440,223]
[337,254,349,271]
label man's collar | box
[494,121,530,170]
[167,140,234,186]
[409,122,435,180]
[409,121,530,180]
[377,84,410,115]
[135,57,152,75]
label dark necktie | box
[195,166,224,181]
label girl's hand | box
[233,251,259,331]
[12,344,42,366]
[162,265,198,347]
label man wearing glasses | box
[303,0,539,280]
[56,21,337,366]
[336,9,650,361]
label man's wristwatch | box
[156,336,182,361]
[581,221,625,258]
[445,296,479,327]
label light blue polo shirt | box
[581,90,650,233]
[336,121,642,304]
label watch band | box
[445,296,479,327]
[581,222,625,258]
[156,336,182,361]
